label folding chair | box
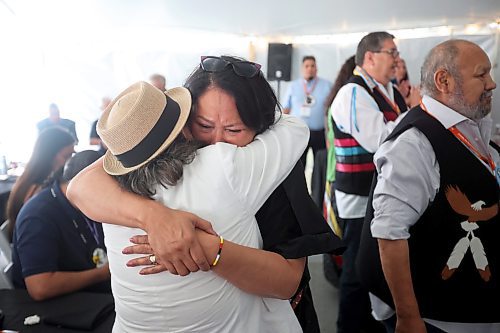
[0,219,9,241]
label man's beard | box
[448,87,492,121]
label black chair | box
[0,220,13,289]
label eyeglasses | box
[373,49,400,58]
[200,56,262,78]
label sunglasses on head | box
[200,56,262,78]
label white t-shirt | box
[104,114,308,333]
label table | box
[0,176,16,196]
[0,289,114,332]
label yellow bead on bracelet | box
[211,236,224,267]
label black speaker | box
[267,43,292,81]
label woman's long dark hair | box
[325,55,356,109]
[6,127,75,239]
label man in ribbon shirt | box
[283,55,332,167]
[330,31,408,333]
[11,151,111,300]
[358,39,499,333]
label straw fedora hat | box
[97,81,191,175]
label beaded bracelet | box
[211,236,224,267]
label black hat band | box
[115,95,181,168]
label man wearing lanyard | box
[358,39,499,332]
[283,55,332,167]
[330,31,407,333]
[11,151,110,300]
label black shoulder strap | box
[393,87,408,113]
[348,75,408,114]
[347,75,373,98]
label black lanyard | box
[50,183,101,248]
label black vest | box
[256,161,345,333]
[357,106,500,322]
[333,75,407,196]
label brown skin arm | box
[283,108,291,114]
[24,264,110,301]
[125,232,305,299]
[66,158,216,276]
[378,239,426,333]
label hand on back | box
[131,204,216,275]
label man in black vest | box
[330,31,408,333]
[359,40,498,332]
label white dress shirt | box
[370,95,500,332]
[104,114,308,333]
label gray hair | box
[420,40,464,97]
[355,31,395,66]
[113,137,200,198]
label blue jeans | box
[383,315,447,333]
[337,217,384,333]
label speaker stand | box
[276,79,282,101]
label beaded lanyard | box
[421,101,495,173]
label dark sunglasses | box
[200,56,262,78]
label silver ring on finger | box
[149,254,158,265]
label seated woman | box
[68,56,343,332]
[6,127,75,240]
[11,150,111,300]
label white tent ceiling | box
[1,0,499,37]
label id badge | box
[93,248,108,267]
[300,105,311,118]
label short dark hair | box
[184,55,280,135]
[302,55,316,63]
[62,150,101,182]
[355,31,395,66]
[113,136,200,199]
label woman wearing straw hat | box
[68,56,343,332]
